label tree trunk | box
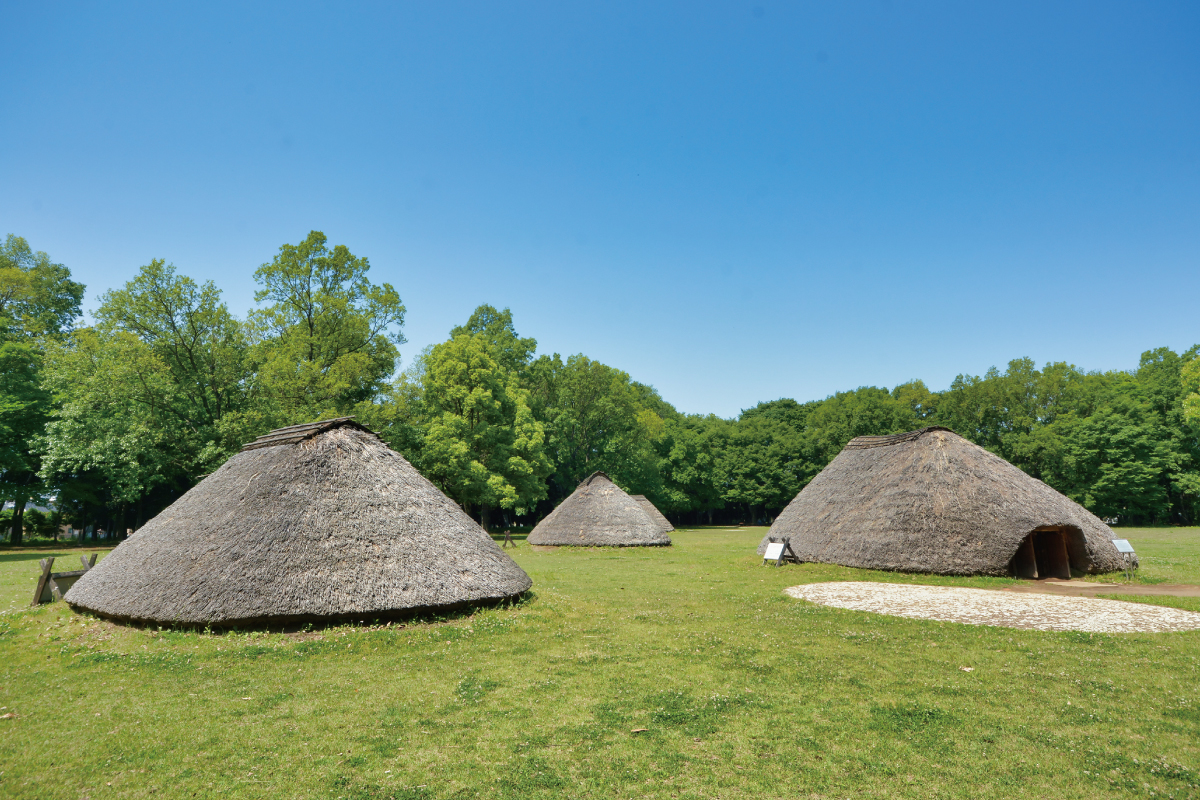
[9,500,26,545]
[480,505,490,533]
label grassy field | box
[1,527,1198,799]
[1108,527,1200,585]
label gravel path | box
[785,581,1200,633]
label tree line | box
[3,231,1199,543]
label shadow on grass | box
[69,590,540,636]
[490,531,530,545]
[0,548,111,565]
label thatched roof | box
[757,427,1125,576]
[66,419,532,626]
[631,495,674,533]
[528,472,671,547]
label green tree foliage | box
[931,349,1200,524]
[1183,357,1200,425]
[449,305,537,377]
[801,387,918,466]
[655,414,729,519]
[526,353,664,497]
[417,334,550,528]
[251,231,406,421]
[16,233,1199,533]
[0,235,84,543]
[0,235,85,338]
[719,400,809,522]
[41,260,253,516]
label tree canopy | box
[0,236,84,542]
[251,231,406,421]
[3,232,1197,541]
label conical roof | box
[528,472,671,546]
[631,495,674,533]
[66,419,532,625]
[758,427,1124,576]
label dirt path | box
[786,581,1200,633]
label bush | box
[22,509,61,540]
[0,508,63,542]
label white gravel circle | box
[786,582,1200,633]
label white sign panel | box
[764,542,785,561]
[1112,539,1135,554]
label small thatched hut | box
[631,495,674,534]
[528,472,671,547]
[66,419,532,626]
[757,426,1124,577]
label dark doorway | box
[1009,526,1074,579]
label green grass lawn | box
[1106,527,1200,585]
[1,527,1198,799]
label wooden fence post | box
[32,558,54,607]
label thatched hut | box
[631,495,674,534]
[528,472,671,547]
[66,419,532,626]
[757,426,1124,577]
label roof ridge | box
[844,426,956,450]
[240,418,374,452]
[581,471,612,486]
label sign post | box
[1112,539,1136,581]
[762,537,800,567]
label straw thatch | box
[631,495,674,533]
[528,472,672,546]
[757,427,1125,576]
[65,419,532,626]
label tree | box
[1047,391,1174,520]
[0,235,84,338]
[655,414,728,522]
[803,387,919,466]
[928,348,1200,524]
[526,354,664,497]
[449,305,537,377]
[1184,357,1200,425]
[94,259,254,459]
[0,333,50,543]
[41,329,181,513]
[417,334,551,529]
[892,380,938,420]
[355,347,430,465]
[1132,346,1200,523]
[718,400,814,521]
[251,231,406,421]
[41,260,252,533]
[0,235,84,543]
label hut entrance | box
[1010,526,1076,580]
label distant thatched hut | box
[528,472,671,547]
[631,495,674,534]
[66,419,532,626]
[758,427,1124,577]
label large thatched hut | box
[528,472,671,547]
[631,495,674,534]
[66,419,532,626]
[757,426,1124,577]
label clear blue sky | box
[3,1,1198,417]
